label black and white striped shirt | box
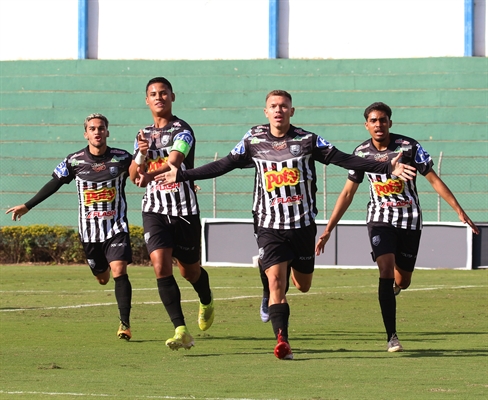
[52,147,131,243]
[178,124,395,230]
[133,117,199,216]
[348,133,434,230]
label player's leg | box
[143,212,193,349]
[368,223,402,351]
[394,229,421,294]
[173,214,214,331]
[105,232,133,339]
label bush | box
[0,225,150,265]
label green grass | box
[0,265,487,399]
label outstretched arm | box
[328,149,416,181]
[5,178,64,221]
[155,155,243,184]
[315,179,360,255]
[424,171,479,234]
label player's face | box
[84,118,109,149]
[365,110,392,144]
[264,95,295,134]
[146,82,175,117]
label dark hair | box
[265,90,292,103]
[146,77,173,94]
[84,113,109,130]
[364,102,392,120]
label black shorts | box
[82,232,133,276]
[142,212,201,264]
[367,223,421,272]
[255,223,316,274]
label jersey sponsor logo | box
[70,158,83,166]
[356,143,370,151]
[380,199,413,208]
[292,134,312,141]
[355,151,370,158]
[395,139,410,145]
[147,155,168,173]
[84,187,117,206]
[92,162,106,172]
[54,161,69,178]
[72,151,85,158]
[85,210,117,219]
[110,149,126,155]
[110,155,129,163]
[109,166,118,177]
[289,144,301,156]
[374,153,389,162]
[265,167,300,191]
[174,131,193,146]
[316,136,332,149]
[231,140,246,155]
[272,140,287,151]
[250,137,266,144]
[415,144,431,164]
[152,182,180,193]
[372,178,405,197]
[270,194,304,206]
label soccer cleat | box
[117,322,131,341]
[387,334,404,352]
[165,326,194,350]
[274,329,294,360]
[393,282,402,296]
[198,294,215,331]
[260,297,270,323]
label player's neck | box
[269,124,289,138]
[88,144,107,157]
[372,137,391,152]
[153,113,173,129]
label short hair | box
[364,102,392,120]
[146,77,173,94]
[84,113,109,130]
[265,90,292,103]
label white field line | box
[0,285,484,313]
[0,391,268,400]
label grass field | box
[0,264,487,400]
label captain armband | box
[171,140,190,157]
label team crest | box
[289,144,301,156]
[161,135,171,147]
[109,166,118,177]
[372,235,381,246]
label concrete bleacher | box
[0,58,486,228]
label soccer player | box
[154,90,415,359]
[128,77,214,351]
[6,114,134,340]
[315,102,480,352]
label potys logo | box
[147,155,168,173]
[265,167,299,191]
[84,187,116,206]
[373,179,404,197]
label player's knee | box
[295,282,311,293]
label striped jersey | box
[134,116,199,216]
[348,133,434,230]
[52,146,131,243]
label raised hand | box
[154,160,177,184]
[390,152,416,181]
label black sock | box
[190,267,212,305]
[157,276,185,328]
[269,303,290,342]
[259,267,270,298]
[114,274,132,327]
[378,278,396,341]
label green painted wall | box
[1,58,487,228]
